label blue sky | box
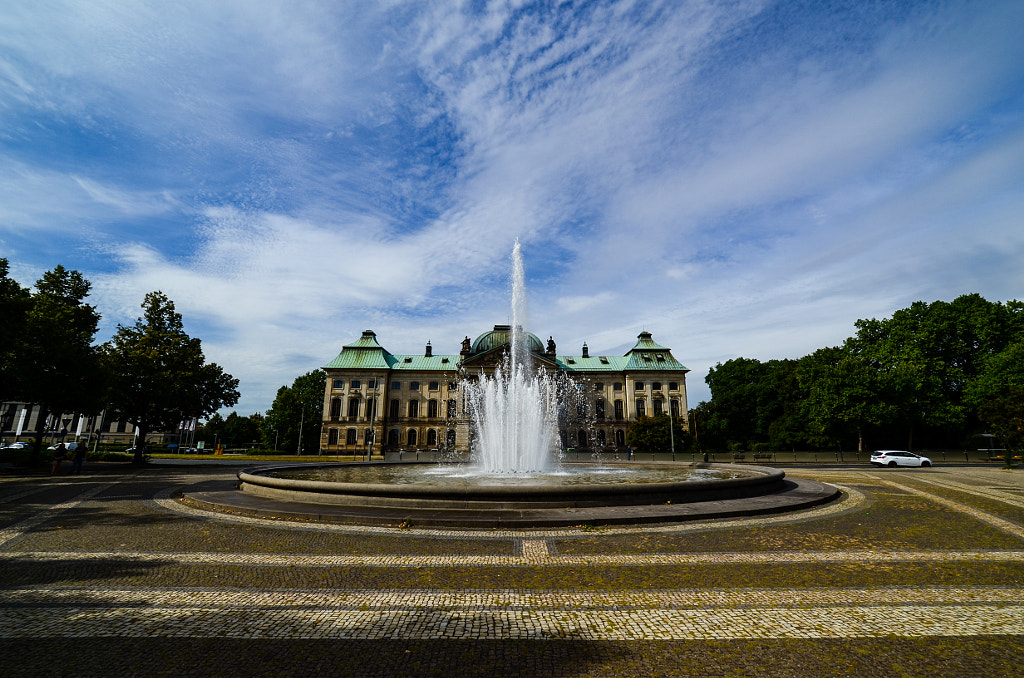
[2,0,1023,414]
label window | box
[429,381,439,391]
[614,400,624,420]
[366,399,377,419]
[407,429,417,446]
[330,398,342,419]
[447,399,457,417]
[597,429,606,446]
[594,383,603,391]
[614,382,623,391]
[387,429,399,446]
[410,381,419,390]
[428,400,439,418]
[346,429,357,445]
[333,379,344,389]
[634,381,645,390]
[615,429,625,446]
[427,429,437,446]
[669,382,678,391]
[577,430,588,448]
[364,428,374,444]
[653,399,663,416]
[652,382,662,390]
[328,429,339,445]
[389,399,400,419]
[351,380,361,388]
[671,399,680,418]
[576,402,586,417]
[408,400,418,418]
[391,381,401,390]
[367,380,377,389]
[348,399,360,418]
[446,430,457,448]
[595,399,605,419]
[637,400,646,417]
[448,382,458,390]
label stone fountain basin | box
[238,462,788,510]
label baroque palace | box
[321,325,690,455]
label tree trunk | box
[907,424,914,452]
[857,426,863,453]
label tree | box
[626,413,691,455]
[261,370,326,454]
[0,259,31,398]
[969,340,1024,464]
[8,266,104,456]
[103,292,239,462]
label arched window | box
[615,429,625,446]
[348,398,360,418]
[408,400,418,418]
[614,400,624,420]
[446,430,457,448]
[636,400,646,417]
[577,430,588,448]
[597,429,606,446]
[364,428,374,444]
[346,428,357,445]
[387,429,399,446]
[330,398,341,419]
[389,399,400,418]
[328,429,339,445]
[428,399,438,418]
[407,429,417,446]
[427,429,437,446]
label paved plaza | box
[1,462,1022,676]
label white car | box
[870,450,932,467]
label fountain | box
[212,241,840,528]
[465,239,559,474]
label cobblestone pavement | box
[1,464,1022,676]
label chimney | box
[582,342,589,358]
[425,341,432,357]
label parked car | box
[870,450,933,467]
[1,441,31,451]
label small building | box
[320,326,689,455]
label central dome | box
[471,324,545,355]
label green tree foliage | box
[626,413,691,454]
[103,292,239,462]
[0,259,32,396]
[698,294,1024,452]
[5,265,104,453]
[261,370,326,454]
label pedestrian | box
[71,443,87,474]
[627,445,633,460]
[51,442,67,475]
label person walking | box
[71,443,87,474]
[50,442,67,475]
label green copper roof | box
[324,329,687,374]
[470,325,545,356]
[623,331,688,371]
[323,330,397,370]
[391,355,459,371]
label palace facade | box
[321,326,690,456]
